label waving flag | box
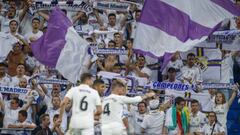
[31,7,89,83]
[134,0,240,57]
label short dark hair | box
[19,110,28,118]
[168,67,176,73]
[174,96,185,105]
[108,40,116,45]
[191,99,199,105]
[9,19,18,26]
[114,32,121,37]
[12,97,20,104]
[80,73,93,83]
[138,101,147,108]
[187,53,195,58]
[32,18,40,23]
[17,63,25,68]
[93,79,105,87]
[135,10,142,14]
[108,13,116,18]
[53,114,59,120]
[39,114,49,123]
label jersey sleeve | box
[119,96,142,104]
[65,88,74,100]
[94,91,102,106]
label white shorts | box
[66,127,94,135]
[102,122,127,135]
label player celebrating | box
[101,79,155,135]
[59,73,102,135]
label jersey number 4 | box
[80,96,88,111]
[103,103,110,115]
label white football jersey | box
[65,84,101,129]
[101,94,142,128]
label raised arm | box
[37,11,49,21]
[228,83,239,107]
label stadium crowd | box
[0,0,239,135]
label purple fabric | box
[139,0,221,42]
[31,7,72,68]
[211,0,240,16]
[160,53,174,71]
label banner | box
[30,1,93,14]
[0,86,29,95]
[93,1,130,12]
[30,75,69,85]
[206,29,240,43]
[89,46,128,55]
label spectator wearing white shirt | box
[72,11,94,38]
[211,84,238,132]
[11,63,30,86]
[46,96,67,133]
[162,52,183,80]
[129,101,148,135]
[24,18,43,43]
[8,109,36,135]
[180,53,202,85]
[0,63,11,86]
[188,99,207,134]
[141,99,165,135]
[199,112,225,135]
[126,55,152,80]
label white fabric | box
[134,0,237,57]
[134,23,209,57]
[24,30,43,43]
[129,108,146,134]
[101,94,142,127]
[220,54,234,83]
[46,108,68,132]
[0,32,18,62]
[212,103,228,129]
[141,111,165,135]
[165,90,211,112]
[56,26,89,83]
[200,122,225,134]
[161,0,234,28]
[162,59,183,76]
[66,84,101,129]
[180,65,202,84]
[189,111,207,133]
[0,75,11,86]
[11,75,30,87]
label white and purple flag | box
[31,7,89,83]
[134,0,240,57]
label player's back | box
[102,94,125,126]
[67,84,101,129]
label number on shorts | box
[80,96,88,111]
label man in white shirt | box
[59,73,102,135]
[0,63,11,86]
[24,18,43,43]
[141,99,165,135]
[180,53,202,85]
[101,79,155,135]
[46,96,67,133]
[11,63,30,86]
[129,102,148,135]
[188,99,207,134]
